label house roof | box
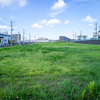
[0,33,11,36]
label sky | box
[0,0,100,40]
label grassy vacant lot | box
[0,42,100,100]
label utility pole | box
[26,37,27,42]
[80,30,82,36]
[29,33,30,42]
[99,26,100,31]
[75,33,76,40]
[35,34,36,42]
[11,21,14,46]
[95,23,97,34]
[23,29,25,44]
[17,32,19,43]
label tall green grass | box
[0,42,100,100]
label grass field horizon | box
[0,41,100,100]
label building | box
[93,32,100,39]
[98,31,100,38]
[93,32,98,39]
[0,34,3,47]
[0,32,11,47]
[12,33,21,43]
[59,36,70,41]
[77,35,87,40]
[37,37,49,42]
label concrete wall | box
[74,40,100,45]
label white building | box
[36,37,49,42]
[93,32,100,39]
[26,37,49,43]
[77,35,87,40]
[12,33,21,43]
[0,33,11,47]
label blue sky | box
[0,0,100,40]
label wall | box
[74,40,100,45]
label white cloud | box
[32,19,61,28]
[0,0,27,8]
[31,23,43,29]
[64,20,70,24]
[31,19,46,29]
[0,25,10,29]
[51,0,66,10]
[18,0,27,7]
[50,25,54,27]
[0,0,12,7]
[81,15,96,22]
[89,24,93,26]
[38,19,47,24]
[0,17,1,20]
[49,10,64,17]
[0,25,17,29]
[46,19,61,26]
[50,0,66,17]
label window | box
[0,39,1,42]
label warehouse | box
[0,32,11,47]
